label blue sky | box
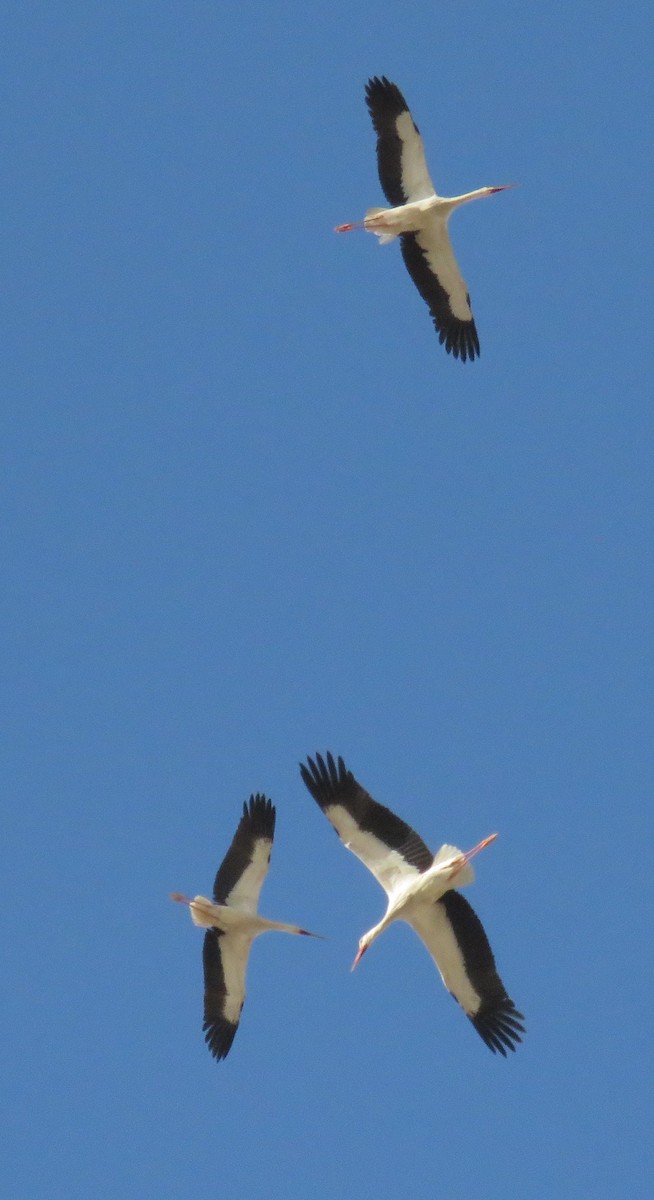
[3,2,653,1196]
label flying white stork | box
[300,752,524,1055]
[336,76,512,361]
[171,794,320,1061]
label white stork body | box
[336,76,512,361]
[300,753,524,1055]
[171,794,319,1061]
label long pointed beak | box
[464,832,498,862]
[447,832,498,879]
[489,184,518,193]
[170,892,191,905]
[351,945,367,972]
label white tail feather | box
[189,896,217,927]
[432,844,475,887]
[364,207,399,245]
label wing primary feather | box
[439,891,524,1053]
[212,793,275,906]
[400,233,479,361]
[300,752,433,872]
[365,76,435,206]
[202,930,241,1061]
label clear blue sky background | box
[3,3,653,1197]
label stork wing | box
[202,928,252,1061]
[408,891,525,1055]
[212,794,275,913]
[401,228,479,362]
[300,752,433,897]
[365,76,436,206]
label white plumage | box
[172,794,319,1061]
[337,76,512,361]
[301,753,524,1055]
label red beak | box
[464,832,498,862]
[351,944,367,972]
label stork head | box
[447,184,516,214]
[351,932,373,972]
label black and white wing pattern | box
[212,793,275,911]
[409,890,525,1055]
[300,752,433,895]
[202,928,245,1060]
[202,795,275,1060]
[365,76,436,205]
[400,232,480,361]
[365,75,479,362]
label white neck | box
[439,186,513,221]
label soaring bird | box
[336,76,512,361]
[300,753,524,1055]
[171,794,320,1061]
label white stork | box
[171,794,320,1061]
[336,76,512,361]
[300,753,524,1055]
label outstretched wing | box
[365,76,436,205]
[212,794,275,913]
[408,891,525,1055]
[300,751,433,896]
[400,230,479,362]
[202,928,252,1061]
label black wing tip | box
[203,1016,239,1061]
[440,292,480,361]
[399,235,480,361]
[365,74,397,94]
[242,793,276,838]
[365,75,408,111]
[299,751,349,801]
[472,1000,525,1056]
[365,77,413,136]
[438,320,480,362]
